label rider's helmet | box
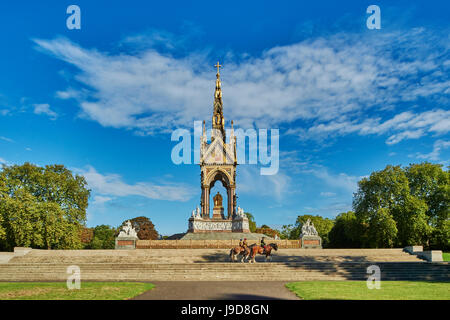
[239,239,242,241]
[244,238,247,240]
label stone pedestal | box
[212,206,225,219]
[231,215,250,233]
[300,235,322,249]
[115,236,138,250]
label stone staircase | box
[1,248,448,282]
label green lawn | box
[443,252,450,262]
[0,282,154,300]
[286,281,450,300]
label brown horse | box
[248,243,278,263]
[229,246,250,262]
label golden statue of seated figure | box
[213,192,223,208]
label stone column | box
[204,186,210,219]
[227,188,231,219]
[228,186,235,219]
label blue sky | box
[0,1,449,235]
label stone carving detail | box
[118,220,138,238]
[300,219,318,237]
[191,220,232,231]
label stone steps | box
[1,248,444,282]
[1,262,448,281]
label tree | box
[328,211,362,248]
[244,212,256,233]
[391,195,431,247]
[405,163,449,249]
[80,227,94,246]
[0,163,90,250]
[120,216,158,240]
[90,225,116,249]
[255,226,280,238]
[367,208,398,248]
[353,163,446,248]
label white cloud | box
[0,136,14,143]
[237,165,293,201]
[306,167,362,193]
[305,109,450,145]
[33,27,449,142]
[33,103,58,120]
[320,192,336,197]
[92,195,114,205]
[414,140,450,161]
[0,157,6,164]
[74,165,195,202]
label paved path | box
[132,281,300,300]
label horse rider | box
[239,238,243,248]
[260,236,266,254]
[242,238,249,253]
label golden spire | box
[215,61,222,74]
[212,61,225,141]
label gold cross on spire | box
[214,61,222,74]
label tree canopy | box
[353,163,448,249]
[0,163,90,250]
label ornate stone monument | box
[115,220,139,249]
[186,62,250,235]
[299,218,322,249]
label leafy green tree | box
[367,208,398,248]
[244,212,256,233]
[391,195,431,247]
[328,211,362,248]
[405,163,449,249]
[90,225,116,249]
[353,163,446,248]
[279,224,294,240]
[0,163,90,250]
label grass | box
[286,281,450,300]
[443,252,450,262]
[0,282,154,300]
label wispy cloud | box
[304,166,362,194]
[0,136,14,143]
[237,165,293,201]
[304,109,450,145]
[34,27,449,142]
[92,195,114,205]
[74,165,195,202]
[33,103,58,120]
[414,139,450,162]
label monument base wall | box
[300,235,322,249]
[115,236,138,250]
